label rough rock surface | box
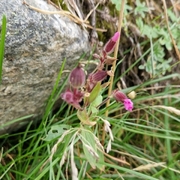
[0,0,90,134]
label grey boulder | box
[0,0,90,134]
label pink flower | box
[112,32,120,42]
[112,90,133,112]
[61,89,74,104]
[103,32,120,55]
[123,99,133,112]
[69,64,86,88]
[61,88,83,110]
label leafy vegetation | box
[0,1,180,180]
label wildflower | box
[123,99,134,111]
[112,89,127,102]
[61,89,74,104]
[112,90,133,111]
[61,88,83,110]
[103,32,120,55]
[86,70,108,92]
[90,70,107,83]
[69,64,86,88]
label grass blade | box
[0,15,6,83]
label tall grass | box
[1,2,180,180]
[0,54,180,180]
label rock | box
[0,0,90,134]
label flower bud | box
[103,32,120,55]
[127,91,136,99]
[112,90,127,103]
[112,90,133,112]
[90,70,107,83]
[86,70,108,92]
[69,64,86,88]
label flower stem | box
[102,0,126,145]
[96,97,110,109]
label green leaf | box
[111,0,132,14]
[167,9,178,22]
[77,109,96,126]
[44,124,70,141]
[96,147,105,170]
[0,15,6,83]
[86,82,102,104]
[89,94,103,114]
[134,0,149,18]
[81,129,104,170]
[153,43,165,60]
[111,0,121,10]
[136,17,144,32]
[138,64,145,70]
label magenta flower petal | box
[123,99,133,111]
[61,90,74,104]
[112,32,120,42]
[61,89,82,110]
[103,32,120,55]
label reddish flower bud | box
[90,70,107,83]
[103,32,120,55]
[112,90,133,112]
[69,64,86,88]
[113,90,127,103]
[86,70,108,92]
